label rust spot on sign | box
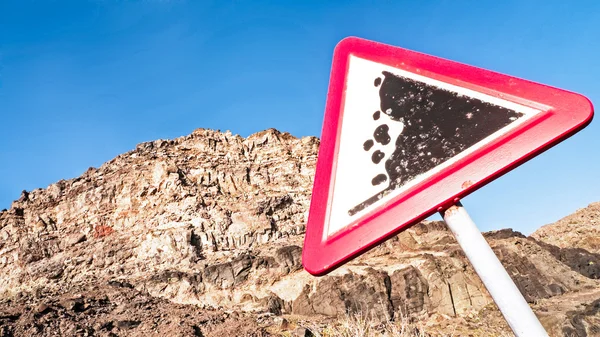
[461,180,474,189]
[94,225,114,239]
[443,204,462,217]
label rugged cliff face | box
[533,202,600,255]
[0,128,599,337]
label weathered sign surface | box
[303,37,593,275]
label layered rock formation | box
[533,202,600,254]
[1,128,599,337]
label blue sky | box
[1,1,599,234]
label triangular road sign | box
[303,37,593,275]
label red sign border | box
[303,37,593,276]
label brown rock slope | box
[0,128,599,337]
[533,202,600,254]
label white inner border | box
[325,55,541,237]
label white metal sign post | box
[441,202,548,337]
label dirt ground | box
[0,282,270,337]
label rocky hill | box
[0,128,599,337]
[533,202,600,255]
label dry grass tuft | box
[305,312,430,337]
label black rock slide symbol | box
[351,71,525,216]
[373,124,391,145]
[371,150,385,164]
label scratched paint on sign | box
[326,56,540,237]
